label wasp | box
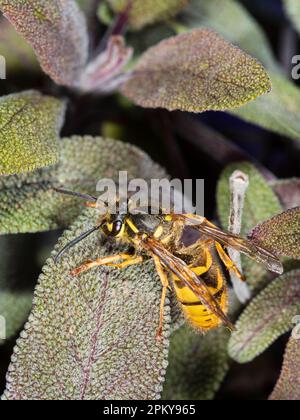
[55,188,283,338]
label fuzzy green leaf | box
[270,336,300,400]
[249,207,300,259]
[284,0,300,34]
[270,179,300,210]
[228,270,300,364]
[0,18,38,73]
[0,91,66,176]
[2,210,170,400]
[123,29,271,113]
[105,0,190,31]
[0,0,88,87]
[179,0,300,140]
[217,162,282,292]
[0,136,165,234]
[163,326,230,400]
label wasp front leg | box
[153,255,169,340]
[215,242,245,281]
[71,253,143,276]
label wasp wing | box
[143,237,235,331]
[180,215,283,274]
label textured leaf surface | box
[181,0,277,70]
[0,0,88,86]
[2,210,170,400]
[0,91,65,176]
[217,162,282,291]
[228,271,300,363]
[163,326,230,400]
[106,0,190,30]
[284,0,300,34]
[249,207,300,259]
[271,179,300,210]
[0,18,38,73]
[0,136,165,234]
[123,29,271,113]
[180,0,300,140]
[270,336,300,400]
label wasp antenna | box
[54,224,102,264]
[54,187,98,202]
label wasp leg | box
[153,255,169,340]
[215,242,245,281]
[71,253,141,276]
[83,202,98,208]
[105,256,144,269]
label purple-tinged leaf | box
[79,36,133,93]
[249,207,300,259]
[122,29,271,112]
[270,336,300,400]
[0,0,89,87]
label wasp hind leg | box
[71,253,143,276]
[153,255,170,340]
[215,242,245,281]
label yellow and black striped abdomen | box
[172,267,228,332]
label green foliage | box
[270,336,300,400]
[0,0,89,86]
[0,136,165,234]
[123,29,271,112]
[217,162,282,292]
[284,0,300,35]
[250,207,300,259]
[0,91,65,176]
[228,270,300,364]
[179,0,300,140]
[0,19,38,73]
[163,326,230,400]
[2,210,170,400]
[105,0,190,30]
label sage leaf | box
[2,210,170,400]
[105,0,190,31]
[284,0,300,35]
[0,91,66,176]
[163,326,230,400]
[249,207,300,260]
[122,29,271,113]
[0,0,89,86]
[0,19,38,73]
[270,336,300,400]
[228,270,300,363]
[0,136,165,234]
[179,0,300,140]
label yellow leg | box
[71,253,141,276]
[215,242,245,281]
[153,255,169,340]
[105,256,144,269]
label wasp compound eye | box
[102,220,123,237]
